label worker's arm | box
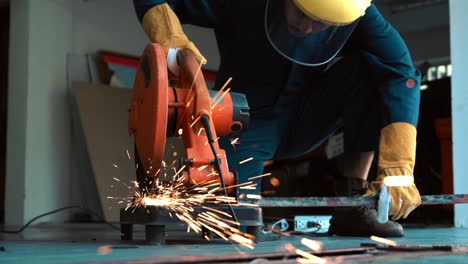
[133,0,228,64]
[348,4,421,220]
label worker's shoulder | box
[359,3,388,25]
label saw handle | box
[176,49,211,118]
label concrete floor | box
[1,224,468,263]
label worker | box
[132,0,422,237]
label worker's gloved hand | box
[142,3,207,65]
[363,122,421,222]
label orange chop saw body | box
[128,43,250,190]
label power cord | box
[0,206,119,234]
[201,115,239,225]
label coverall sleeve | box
[133,0,227,28]
[349,4,421,127]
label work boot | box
[328,178,404,237]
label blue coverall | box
[133,0,421,194]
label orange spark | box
[239,157,254,165]
[97,245,112,255]
[211,77,232,104]
[370,235,397,246]
[197,165,209,172]
[246,194,262,200]
[248,172,272,180]
[270,177,280,187]
[219,77,233,91]
[211,88,231,110]
[301,238,323,252]
[239,185,258,190]
[230,137,240,147]
[190,115,202,128]
[225,181,255,189]
[198,127,205,136]
[283,242,326,264]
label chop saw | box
[120,43,264,244]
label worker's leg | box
[328,53,404,237]
[279,51,404,237]
[219,118,281,196]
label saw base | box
[120,205,263,245]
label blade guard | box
[129,44,168,178]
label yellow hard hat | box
[293,0,372,26]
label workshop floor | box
[1,224,468,264]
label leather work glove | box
[363,122,421,222]
[142,3,207,65]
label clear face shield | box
[265,0,360,66]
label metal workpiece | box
[244,194,468,208]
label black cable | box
[201,115,240,225]
[0,206,120,234]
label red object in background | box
[434,118,453,201]
[102,54,140,68]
